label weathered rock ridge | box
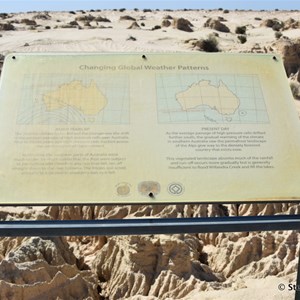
[0,203,299,299]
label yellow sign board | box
[0,53,299,204]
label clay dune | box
[0,8,300,300]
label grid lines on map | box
[17,74,130,125]
[156,73,269,125]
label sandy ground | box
[0,10,300,54]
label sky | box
[1,1,300,13]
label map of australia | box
[156,74,269,124]
[43,80,107,115]
[176,80,240,115]
[17,75,130,125]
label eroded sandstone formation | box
[272,38,300,77]
[0,203,298,299]
[0,236,99,300]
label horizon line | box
[1,1,300,14]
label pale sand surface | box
[0,10,300,54]
[182,276,295,300]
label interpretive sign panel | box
[0,53,299,204]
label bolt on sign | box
[0,53,299,204]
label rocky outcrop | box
[173,18,193,32]
[228,202,300,216]
[0,207,100,299]
[161,19,171,27]
[75,14,95,22]
[0,54,4,76]
[0,260,99,300]
[200,230,299,279]
[0,13,9,19]
[272,38,300,76]
[21,19,37,26]
[0,22,15,31]
[92,234,218,300]
[33,13,51,20]
[283,18,300,30]
[163,15,173,20]
[120,15,136,21]
[204,18,230,32]
[128,22,141,30]
[0,237,99,300]
[261,18,283,31]
[45,204,229,221]
[250,43,268,53]
[290,81,300,99]
[46,204,227,265]
[6,237,77,265]
[95,16,111,23]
